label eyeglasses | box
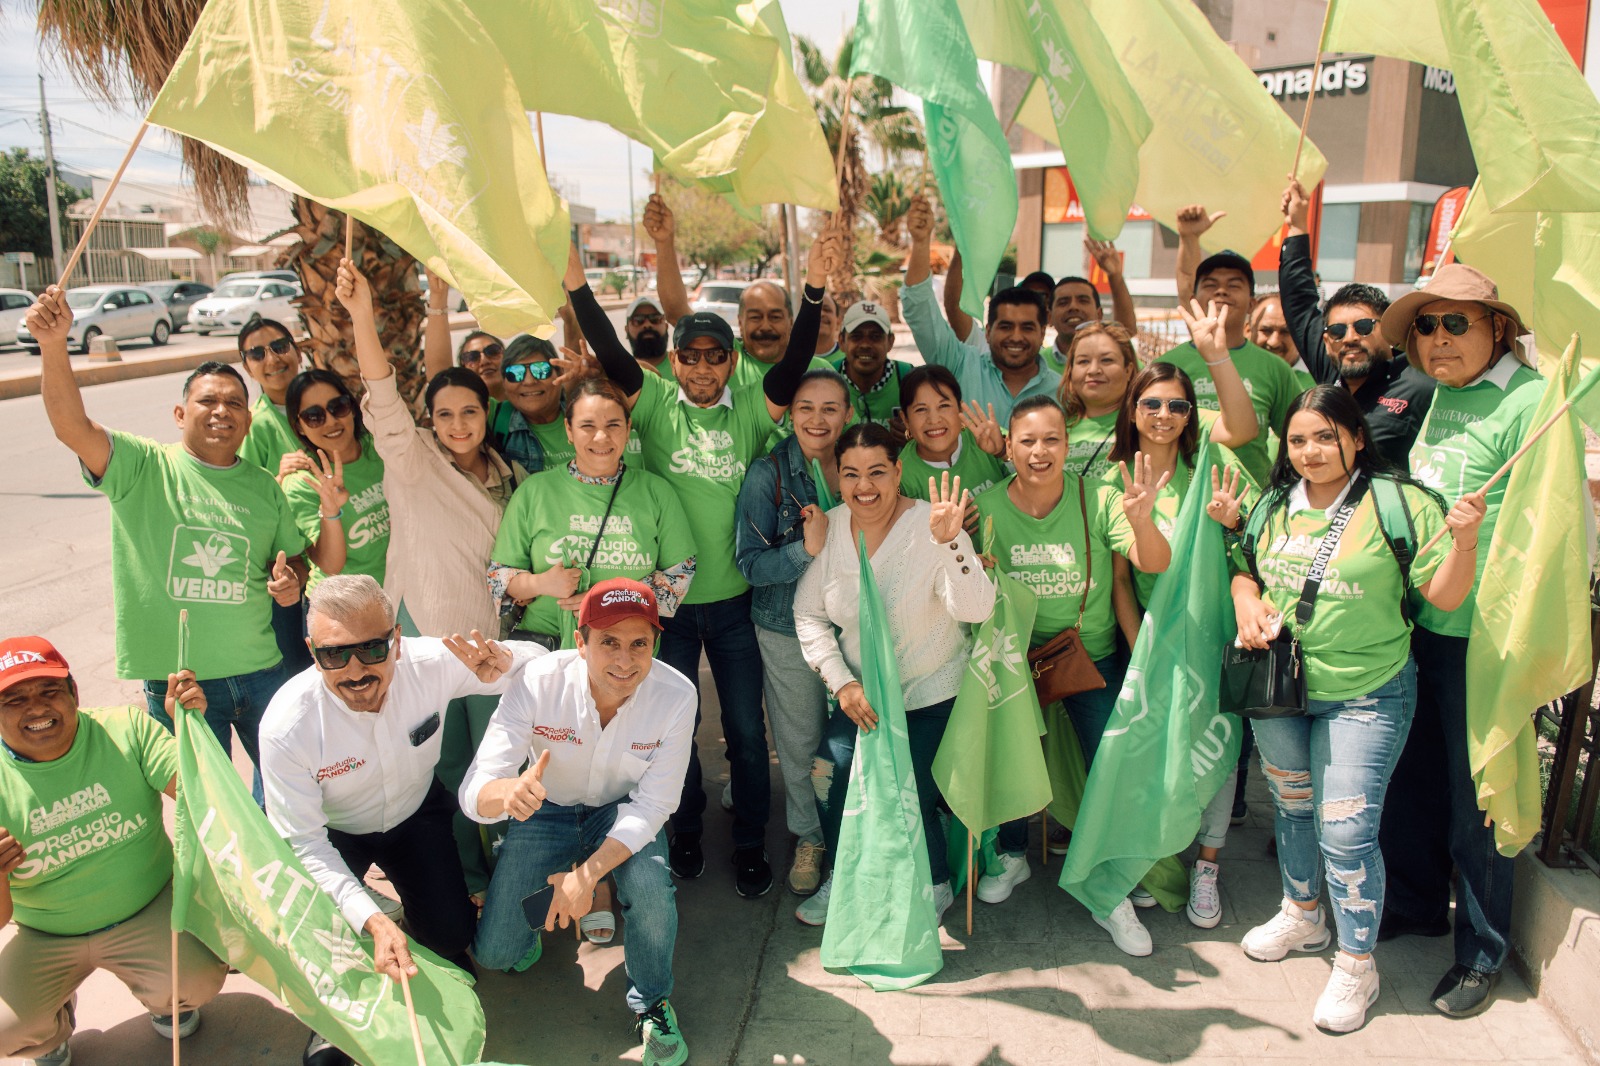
[1414,312,1489,337]
[299,393,356,428]
[460,342,504,365]
[675,347,732,366]
[243,337,296,362]
[629,313,665,327]
[502,361,555,383]
[1324,318,1379,340]
[1135,397,1193,417]
[310,634,393,670]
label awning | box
[129,247,202,261]
[229,245,271,257]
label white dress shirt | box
[260,637,542,932]
[460,650,697,856]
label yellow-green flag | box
[1323,0,1448,68]
[148,0,569,338]
[960,0,1152,240]
[1465,335,1595,855]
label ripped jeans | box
[1250,659,1416,956]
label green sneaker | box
[510,934,542,973]
[636,999,688,1066]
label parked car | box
[15,284,172,353]
[0,288,34,345]
[689,280,750,323]
[140,281,213,331]
[188,278,304,335]
[218,269,299,285]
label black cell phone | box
[409,712,441,747]
[520,884,555,931]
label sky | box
[0,1,862,229]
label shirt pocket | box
[618,751,652,788]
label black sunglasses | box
[1324,318,1379,340]
[243,337,296,362]
[676,347,732,367]
[1414,312,1489,337]
[299,393,356,428]
[502,361,555,383]
[311,634,393,671]
[460,342,504,365]
[629,313,665,327]
[1135,397,1193,416]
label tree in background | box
[662,179,761,281]
[0,148,88,260]
[172,225,224,284]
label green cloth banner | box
[821,534,943,990]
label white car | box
[15,285,172,353]
[690,280,750,324]
[0,287,34,345]
[188,278,304,335]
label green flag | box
[810,458,838,511]
[171,705,487,1064]
[1323,0,1449,68]
[148,0,569,338]
[1059,441,1242,917]
[959,0,1152,240]
[820,534,943,991]
[1465,335,1595,856]
[850,0,1018,319]
[931,573,1051,831]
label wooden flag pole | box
[966,831,975,935]
[57,120,149,289]
[399,971,427,1066]
[1290,1,1338,182]
[833,77,859,202]
[171,609,189,1066]
[344,213,354,262]
[536,112,548,171]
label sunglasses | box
[460,342,504,365]
[1414,312,1489,337]
[629,313,665,327]
[1324,318,1379,340]
[502,361,555,383]
[243,337,296,362]
[675,347,732,367]
[299,393,356,429]
[311,634,393,671]
[1135,397,1193,417]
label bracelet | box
[319,508,344,521]
[1452,539,1477,552]
[1203,355,1230,366]
[802,290,824,306]
[426,308,448,316]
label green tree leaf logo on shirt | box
[181,532,239,578]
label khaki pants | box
[0,882,227,1059]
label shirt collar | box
[920,436,964,470]
[1292,358,1312,375]
[1463,353,1520,391]
[678,385,734,409]
[567,459,624,486]
[1288,475,1357,517]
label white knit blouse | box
[794,499,996,711]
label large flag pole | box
[833,77,858,200]
[399,972,427,1066]
[1291,2,1337,181]
[171,608,189,1066]
[57,120,149,289]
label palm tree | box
[35,1,428,404]
[864,168,913,249]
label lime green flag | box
[958,0,1151,240]
[820,534,943,991]
[810,458,838,511]
[851,0,1018,318]
[1466,335,1595,856]
[1323,0,1449,68]
[148,0,569,338]
[1059,441,1242,918]
[931,573,1051,831]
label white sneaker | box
[976,853,1031,904]
[720,781,733,812]
[1186,860,1222,929]
[1129,886,1158,909]
[1093,898,1153,957]
[932,881,954,924]
[795,874,832,926]
[1313,953,1380,1032]
[1242,896,1331,961]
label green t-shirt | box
[1158,339,1295,486]
[0,708,176,935]
[284,434,389,588]
[1248,481,1450,700]
[1041,343,1063,375]
[237,393,302,474]
[87,431,308,681]
[528,415,578,469]
[729,344,832,393]
[491,465,696,635]
[629,372,776,603]
[832,357,915,427]
[1408,361,1546,636]
[974,475,1134,658]
[899,431,1006,501]
[1066,410,1120,481]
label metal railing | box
[1537,592,1600,874]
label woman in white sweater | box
[793,422,996,926]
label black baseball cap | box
[1195,250,1255,291]
[673,311,735,350]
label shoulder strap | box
[1369,476,1416,585]
[1074,476,1090,628]
[1294,476,1371,626]
[1239,486,1284,589]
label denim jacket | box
[735,434,821,636]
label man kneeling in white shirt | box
[260,574,542,1066]
[462,578,697,1066]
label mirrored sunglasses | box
[502,361,555,383]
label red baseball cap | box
[578,578,662,631]
[0,637,72,694]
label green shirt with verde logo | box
[1247,480,1450,700]
[1066,410,1120,481]
[284,434,389,588]
[238,393,303,474]
[628,371,777,603]
[491,465,696,636]
[86,431,308,682]
[898,431,1005,502]
[1408,358,1545,637]
[1158,339,1296,486]
[974,475,1135,658]
[0,708,176,936]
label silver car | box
[16,284,172,354]
[690,281,750,324]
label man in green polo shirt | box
[831,300,915,429]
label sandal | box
[580,910,615,944]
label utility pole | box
[627,139,638,297]
[38,76,66,275]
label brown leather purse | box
[1026,477,1107,704]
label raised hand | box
[563,242,587,292]
[960,400,1004,456]
[1178,298,1228,362]
[309,448,349,517]
[1118,452,1171,523]
[642,193,675,244]
[443,628,515,682]
[0,827,24,877]
[1446,490,1487,549]
[267,551,300,607]
[906,194,935,244]
[163,669,208,718]
[806,227,843,288]
[551,343,601,386]
[1207,466,1247,529]
[504,749,551,822]
[1281,176,1311,232]
[928,471,969,545]
[801,503,829,557]
[1084,238,1122,278]
[1176,204,1226,240]
[332,258,373,318]
[836,681,878,733]
[24,287,72,349]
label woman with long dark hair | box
[283,368,389,588]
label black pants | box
[328,779,476,972]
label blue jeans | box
[660,592,770,851]
[473,801,676,1014]
[1379,627,1515,972]
[144,659,290,807]
[1252,659,1417,956]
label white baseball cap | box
[842,300,891,334]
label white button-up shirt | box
[260,637,542,932]
[460,650,696,856]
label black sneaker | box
[304,1031,355,1066]
[1431,963,1499,1018]
[733,846,773,898]
[668,833,704,879]
[1230,798,1247,826]
[1378,911,1452,942]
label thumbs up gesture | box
[267,550,301,606]
[505,749,551,821]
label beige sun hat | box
[1381,263,1530,361]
